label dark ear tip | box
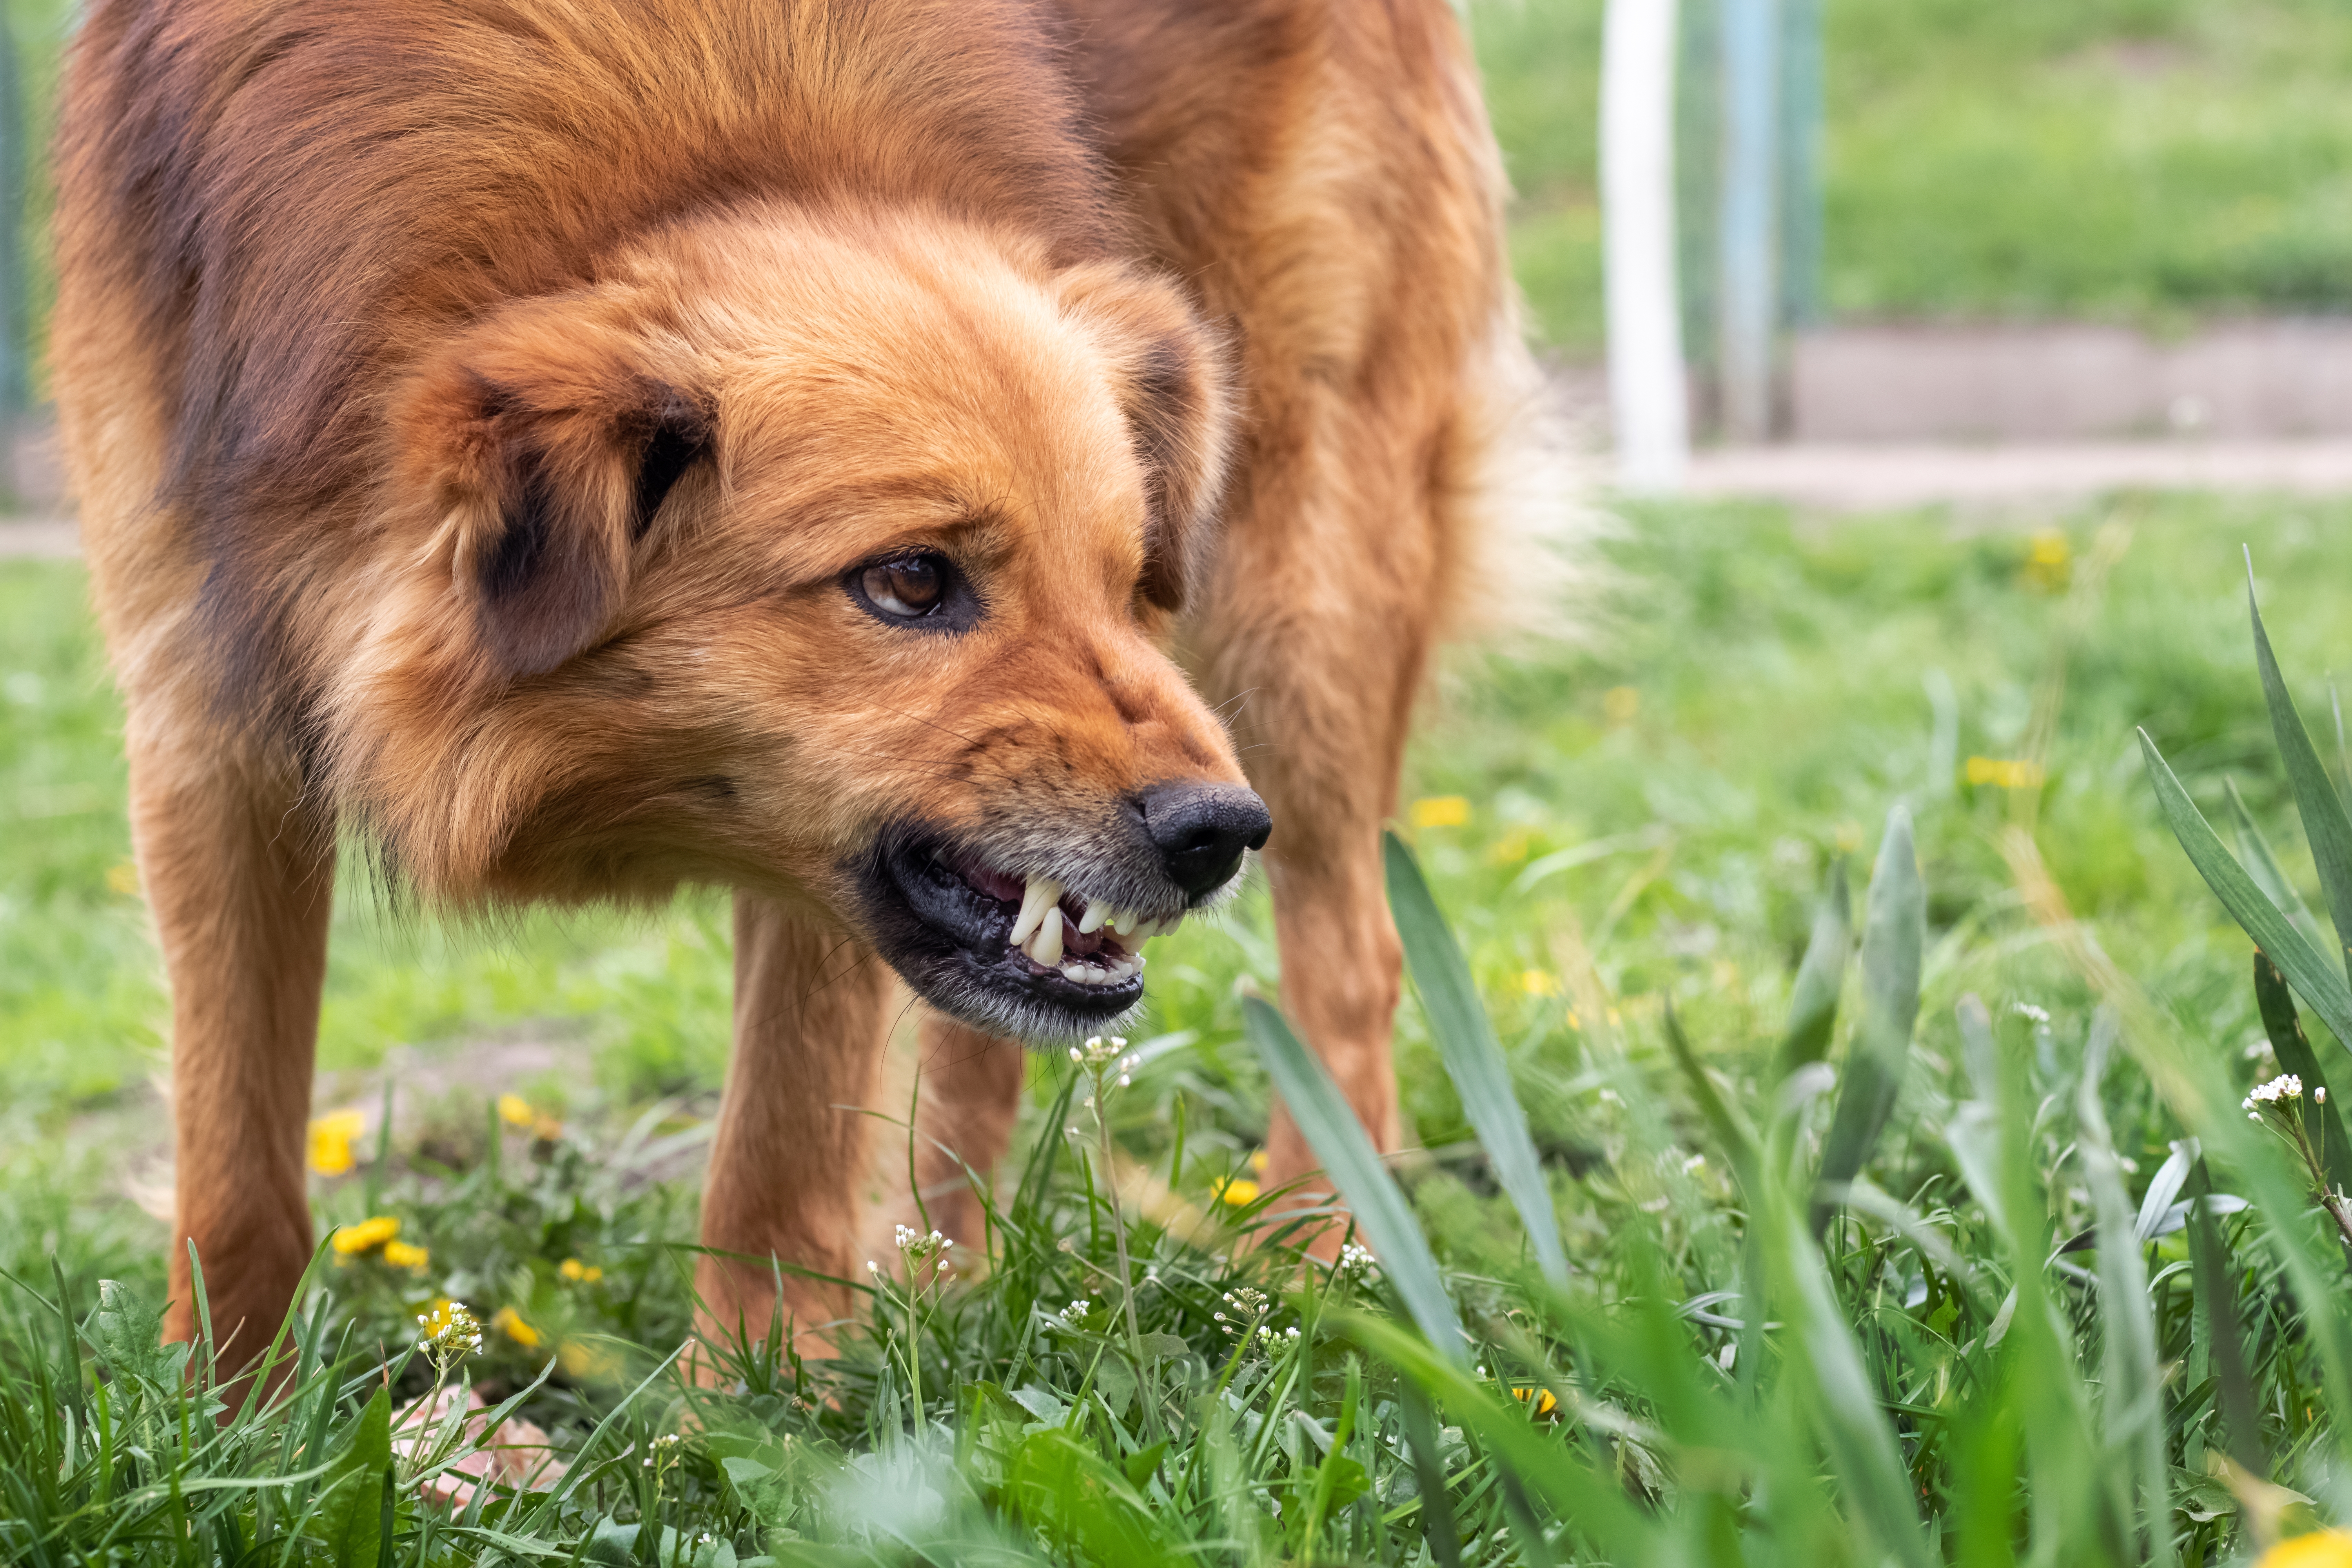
[631,398,711,539]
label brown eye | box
[862,555,943,618]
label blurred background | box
[0,1,2350,490]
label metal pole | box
[1715,0,1778,443]
[1779,0,1823,331]
[1601,0,1688,493]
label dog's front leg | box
[135,728,335,1363]
[695,892,893,1369]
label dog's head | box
[344,205,1263,1038]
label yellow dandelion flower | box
[1409,795,1471,829]
[1510,1385,1561,1419]
[496,1093,535,1128]
[531,1114,564,1142]
[2258,1532,2352,1568]
[105,861,140,896]
[490,1306,542,1349]
[307,1109,367,1176]
[1964,756,2045,790]
[1486,826,1537,866]
[559,1339,621,1379]
[380,1239,429,1271]
[330,1214,400,1256]
[1215,1177,1261,1207]
[559,1258,604,1284]
[1602,685,1641,724]
[1248,1149,1270,1174]
[1521,969,1561,997]
[2022,531,2073,591]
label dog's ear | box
[403,320,712,680]
[1057,264,1237,614]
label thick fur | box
[54,0,1529,1353]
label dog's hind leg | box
[1189,437,1439,1229]
[136,720,335,1363]
[695,894,894,1368]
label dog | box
[52,0,1530,1357]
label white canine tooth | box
[1010,877,1063,946]
[1111,909,1141,938]
[1028,907,1064,967]
[1078,898,1111,935]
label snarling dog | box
[53,0,1532,1354]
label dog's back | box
[54,0,1111,697]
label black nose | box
[1134,781,1272,898]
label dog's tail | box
[1430,302,1616,662]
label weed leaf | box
[2247,556,2352,986]
[1776,854,1853,1081]
[316,1384,392,1568]
[2252,951,2352,1196]
[2224,776,2330,956]
[2139,730,2352,1052]
[1385,831,1568,1286]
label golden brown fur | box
[53,0,1524,1354]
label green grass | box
[16,497,2352,1559]
[1472,0,2352,353]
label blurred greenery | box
[1474,0,2352,351]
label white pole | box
[1601,0,1689,493]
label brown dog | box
[52,0,1527,1356]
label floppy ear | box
[405,319,711,679]
[1057,264,1238,613]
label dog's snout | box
[1135,782,1272,898]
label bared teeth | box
[1110,909,1141,938]
[1057,953,1140,987]
[1027,906,1065,967]
[1011,876,1063,946]
[1077,898,1111,935]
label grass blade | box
[1815,805,1925,1226]
[1343,1313,1647,1558]
[2185,1154,2266,1475]
[2252,951,2352,1198]
[1243,996,1465,1361]
[2076,1010,2176,1568]
[1775,855,1852,1082]
[1763,1193,1936,1568]
[1383,831,1568,1287]
[2248,554,2352,986]
[2138,728,2352,1053]
[1661,997,1760,1183]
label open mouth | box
[862,834,1193,1036]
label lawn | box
[13,497,2352,1560]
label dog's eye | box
[862,555,944,618]
[848,550,980,631]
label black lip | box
[856,832,1145,1040]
